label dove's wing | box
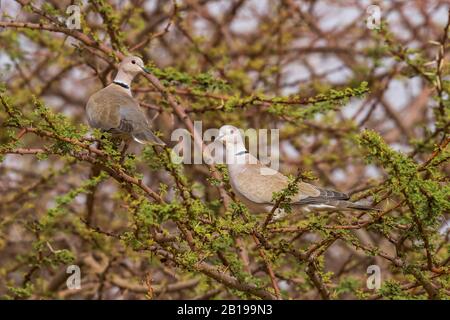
[119,103,165,145]
[233,156,349,205]
[86,85,164,145]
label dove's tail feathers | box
[336,201,380,211]
[132,130,165,146]
[304,200,380,212]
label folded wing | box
[233,161,349,205]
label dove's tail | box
[132,129,165,146]
[304,200,380,212]
[334,200,380,211]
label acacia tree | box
[0,0,449,300]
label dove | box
[215,125,379,220]
[86,56,165,146]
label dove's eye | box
[131,60,136,64]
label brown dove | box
[215,125,379,220]
[86,56,165,146]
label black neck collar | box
[235,150,249,156]
[113,81,130,89]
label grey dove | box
[86,56,165,146]
[215,125,379,220]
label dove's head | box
[118,56,149,76]
[216,125,244,146]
